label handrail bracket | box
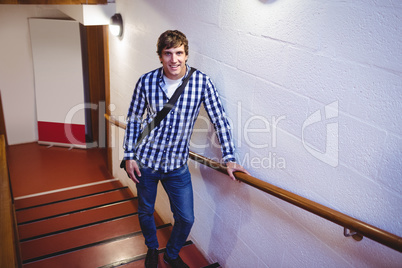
[344,227,364,241]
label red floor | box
[7,142,216,268]
[7,142,112,198]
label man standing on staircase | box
[123,30,249,268]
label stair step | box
[22,225,173,268]
[16,188,135,224]
[15,180,124,210]
[20,215,143,262]
[105,243,211,268]
[18,199,140,241]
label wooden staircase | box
[15,180,219,267]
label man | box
[123,30,248,268]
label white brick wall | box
[0,6,69,145]
[110,0,402,267]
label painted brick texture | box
[110,0,402,267]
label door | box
[29,18,87,148]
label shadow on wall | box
[192,105,249,263]
[199,165,252,265]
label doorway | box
[81,24,112,173]
[29,19,111,173]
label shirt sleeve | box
[123,78,147,160]
[202,77,236,163]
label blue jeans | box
[136,164,194,259]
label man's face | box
[160,45,188,80]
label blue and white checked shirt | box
[123,65,236,172]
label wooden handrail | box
[0,135,21,267]
[105,114,402,252]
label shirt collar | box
[159,64,191,86]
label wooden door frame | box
[83,25,112,174]
[0,92,8,146]
[103,26,112,174]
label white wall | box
[109,0,402,267]
[0,5,69,145]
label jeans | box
[136,164,194,259]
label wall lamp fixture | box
[110,13,123,37]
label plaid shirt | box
[123,65,236,172]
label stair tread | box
[22,227,172,268]
[16,188,135,223]
[15,180,124,210]
[21,214,143,261]
[18,199,140,240]
[116,244,210,268]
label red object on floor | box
[37,121,86,145]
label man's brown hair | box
[157,30,189,57]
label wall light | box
[110,13,123,37]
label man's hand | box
[226,161,250,182]
[126,160,141,184]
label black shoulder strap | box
[135,67,197,148]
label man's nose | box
[171,53,177,62]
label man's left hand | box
[226,162,250,182]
